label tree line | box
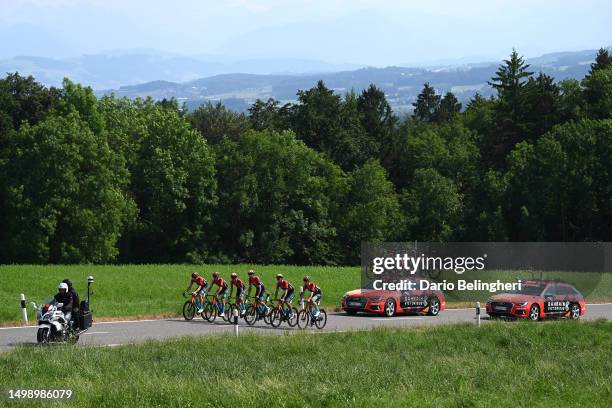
[0,49,610,265]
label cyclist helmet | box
[275,274,283,279]
[303,275,310,282]
[191,272,198,278]
[248,269,255,276]
[231,272,238,279]
[58,282,68,293]
[212,272,219,278]
[62,278,73,289]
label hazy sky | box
[1,0,610,65]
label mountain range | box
[1,48,605,113]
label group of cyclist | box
[184,270,322,322]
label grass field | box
[0,264,356,322]
[1,265,611,323]
[0,320,610,407]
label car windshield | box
[508,284,545,296]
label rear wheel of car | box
[528,304,540,321]
[569,303,581,319]
[427,297,440,316]
[384,299,396,317]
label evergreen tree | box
[412,83,441,122]
[587,48,611,77]
[485,49,534,167]
[435,92,462,123]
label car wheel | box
[528,304,540,321]
[384,299,396,317]
[569,303,581,319]
[345,310,357,316]
[427,297,440,316]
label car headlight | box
[515,302,528,307]
[368,296,383,302]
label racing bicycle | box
[244,295,273,326]
[204,294,231,323]
[182,291,209,321]
[269,298,298,328]
[297,298,327,329]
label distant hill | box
[0,51,362,89]
[97,48,602,113]
[1,48,604,113]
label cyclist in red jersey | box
[300,275,322,324]
[274,274,295,315]
[247,270,269,315]
[185,272,207,314]
[229,272,246,316]
[211,272,228,317]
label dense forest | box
[0,49,610,265]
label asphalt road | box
[1,304,610,352]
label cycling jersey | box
[231,278,245,299]
[277,279,295,303]
[231,278,245,289]
[249,275,263,287]
[191,276,207,291]
[303,282,318,293]
[277,279,293,291]
[213,277,228,297]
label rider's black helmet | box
[62,278,73,289]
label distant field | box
[0,265,610,323]
[1,321,610,407]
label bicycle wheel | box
[225,304,236,322]
[287,307,299,327]
[270,308,282,328]
[204,302,216,322]
[244,305,257,326]
[315,309,327,329]
[297,309,310,329]
[263,307,273,325]
[183,301,195,321]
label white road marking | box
[82,331,110,335]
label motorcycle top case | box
[80,309,93,330]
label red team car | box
[486,279,585,320]
[341,286,446,317]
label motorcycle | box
[35,302,80,344]
[34,276,94,345]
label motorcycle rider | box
[62,278,80,327]
[53,282,73,324]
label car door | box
[542,283,568,316]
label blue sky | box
[1,0,610,65]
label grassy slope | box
[0,265,610,322]
[1,321,610,407]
